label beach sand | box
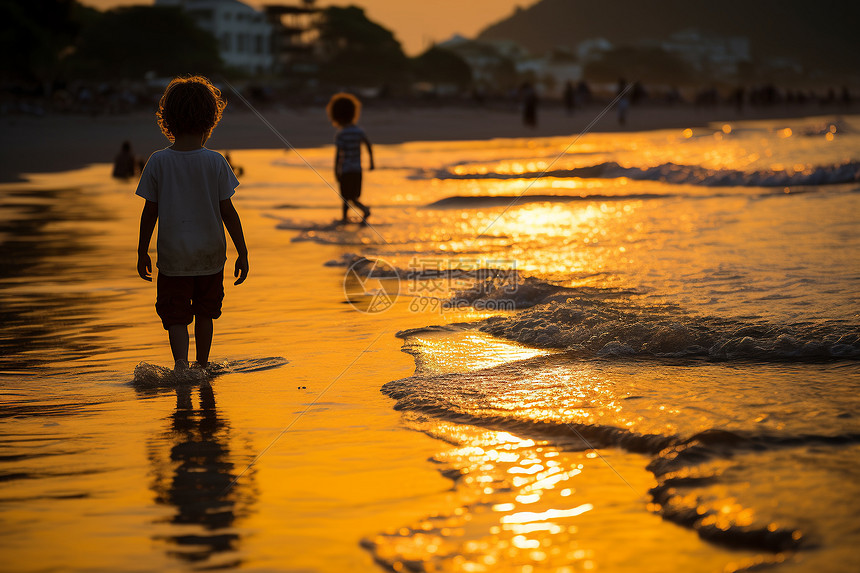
[1,102,851,182]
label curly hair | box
[156,76,226,142]
[326,92,361,128]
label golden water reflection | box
[376,324,860,571]
[364,415,741,572]
[3,117,858,572]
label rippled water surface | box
[1,114,859,572]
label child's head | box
[157,75,226,142]
[326,92,361,128]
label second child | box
[327,93,374,225]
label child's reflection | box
[147,382,251,567]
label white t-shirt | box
[136,147,239,276]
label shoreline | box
[1,102,853,183]
[2,113,858,571]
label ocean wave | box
[422,160,860,187]
[425,192,675,209]
[384,370,676,454]
[465,278,859,361]
[326,254,860,362]
[646,432,860,553]
[383,360,860,459]
[382,343,860,554]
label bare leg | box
[351,199,370,224]
[341,198,349,222]
[168,324,189,370]
[194,315,213,367]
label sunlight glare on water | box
[1,114,859,572]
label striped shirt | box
[335,124,366,174]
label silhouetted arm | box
[137,200,158,281]
[334,146,341,180]
[363,136,374,170]
[220,198,248,285]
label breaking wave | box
[381,337,860,555]
[423,160,860,187]
[455,277,860,361]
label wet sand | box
[0,166,479,571]
[1,102,850,182]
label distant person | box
[112,140,137,179]
[665,86,682,106]
[521,82,538,127]
[631,81,647,105]
[576,80,591,105]
[471,86,487,106]
[326,92,374,225]
[576,80,592,105]
[616,78,630,126]
[136,76,249,374]
[563,80,575,115]
[224,151,244,177]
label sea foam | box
[424,160,860,188]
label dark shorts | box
[156,270,224,330]
[338,171,362,201]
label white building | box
[156,0,274,74]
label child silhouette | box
[326,93,374,225]
[136,76,248,373]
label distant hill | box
[478,0,860,83]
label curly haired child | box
[136,75,248,373]
[326,93,374,225]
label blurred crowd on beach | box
[2,78,856,119]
